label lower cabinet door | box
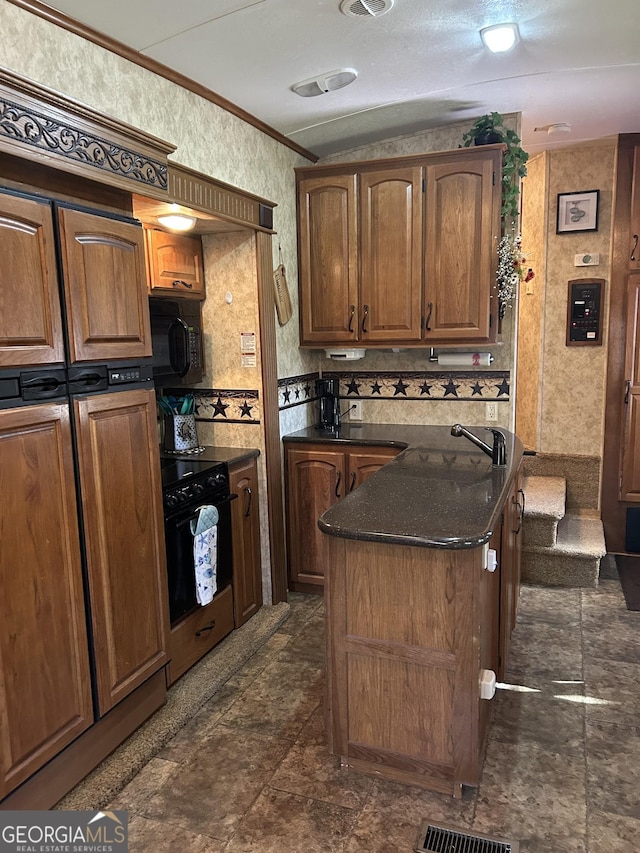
[230,457,263,627]
[74,388,170,716]
[0,402,93,799]
[285,447,345,591]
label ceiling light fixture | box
[480,23,520,54]
[292,68,358,98]
[157,205,197,232]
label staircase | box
[521,474,607,587]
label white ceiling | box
[41,0,640,158]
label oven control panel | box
[163,465,229,512]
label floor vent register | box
[415,821,519,853]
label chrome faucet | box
[451,423,507,467]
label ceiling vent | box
[292,68,358,97]
[340,0,394,18]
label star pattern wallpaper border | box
[192,389,261,424]
[331,370,510,401]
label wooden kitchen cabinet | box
[358,165,423,342]
[284,442,399,592]
[423,152,498,342]
[0,191,65,367]
[166,585,235,686]
[73,387,170,716]
[297,173,358,344]
[296,146,501,348]
[57,206,152,362]
[0,402,93,799]
[145,228,206,299]
[230,456,263,627]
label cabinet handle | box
[335,471,342,498]
[632,234,638,262]
[173,279,193,289]
[243,486,252,517]
[514,488,525,534]
[349,471,357,492]
[361,304,369,333]
[348,304,355,333]
[625,379,631,404]
[195,620,216,637]
[424,302,433,332]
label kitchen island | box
[288,424,524,797]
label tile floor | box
[111,565,640,852]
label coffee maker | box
[315,377,341,431]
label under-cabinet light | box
[157,205,197,232]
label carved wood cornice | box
[6,0,317,163]
[0,66,175,193]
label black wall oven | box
[160,455,234,625]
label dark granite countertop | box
[283,424,523,549]
[160,445,260,467]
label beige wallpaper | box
[516,152,548,449]
[539,141,615,457]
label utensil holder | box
[163,414,199,452]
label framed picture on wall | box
[556,190,599,234]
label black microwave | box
[149,297,204,387]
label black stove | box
[160,449,230,513]
[158,447,235,625]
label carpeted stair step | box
[522,475,566,548]
[521,512,607,588]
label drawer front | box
[166,585,234,685]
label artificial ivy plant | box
[461,112,530,318]
[460,111,529,229]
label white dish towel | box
[190,505,219,606]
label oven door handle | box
[192,494,238,517]
[171,493,237,529]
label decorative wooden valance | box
[0,66,175,194]
[168,163,274,231]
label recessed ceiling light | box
[480,23,520,53]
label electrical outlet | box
[350,401,363,421]
[486,401,497,422]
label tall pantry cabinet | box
[0,188,169,802]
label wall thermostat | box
[566,279,604,346]
[574,253,600,266]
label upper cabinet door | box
[359,167,423,342]
[0,192,64,367]
[298,174,358,345]
[57,207,152,363]
[424,153,499,342]
[145,229,205,299]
